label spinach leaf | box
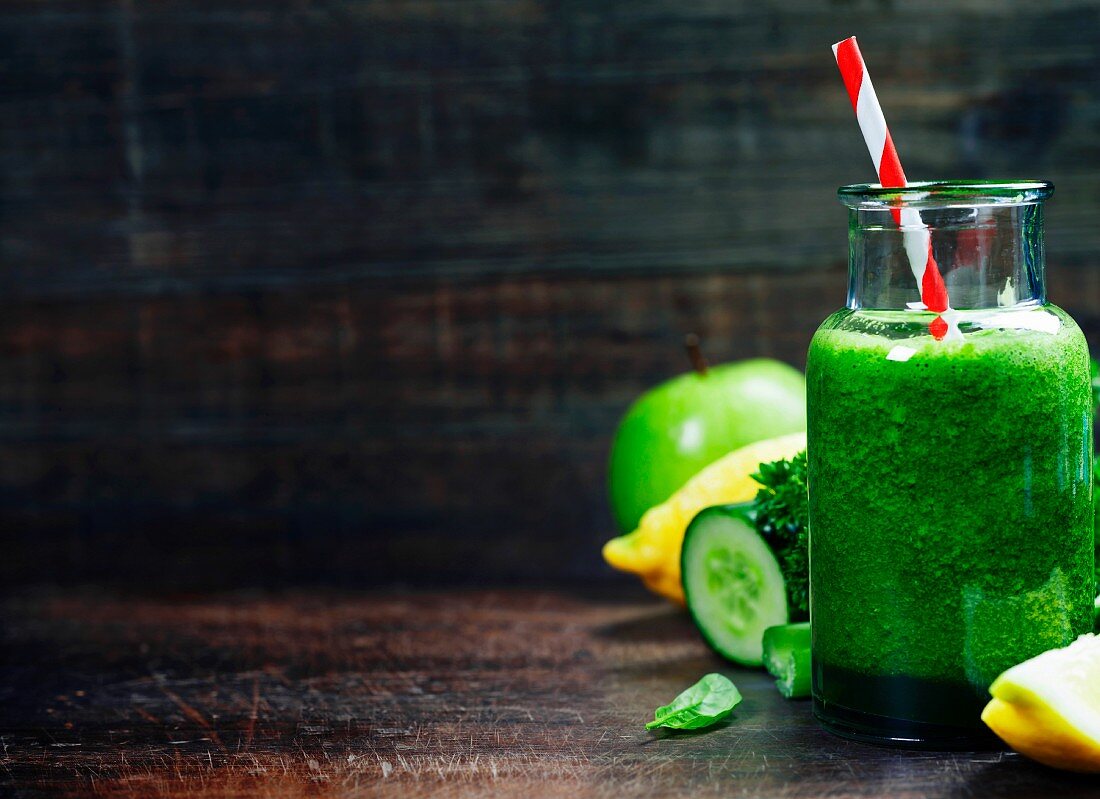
[645,673,742,731]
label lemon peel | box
[982,633,1100,772]
[602,431,806,604]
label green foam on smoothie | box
[807,305,1094,692]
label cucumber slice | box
[681,504,789,666]
[762,622,811,698]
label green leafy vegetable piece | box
[645,673,742,731]
[751,452,810,619]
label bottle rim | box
[838,180,1053,210]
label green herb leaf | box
[751,451,810,619]
[645,673,742,731]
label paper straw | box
[832,36,953,339]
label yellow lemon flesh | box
[982,633,1100,772]
[602,431,806,604]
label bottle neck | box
[843,186,1049,312]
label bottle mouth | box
[838,180,1053,210]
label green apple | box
[608,356,806,532]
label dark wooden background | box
[3,1,1100,589]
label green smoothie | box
[807,305,1094,740]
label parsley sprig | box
[751,451,810,620]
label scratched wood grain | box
[2,2,1100,587]
[0,588,1095,798]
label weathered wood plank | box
[2,2,1100,294]
[1,2,1100,585]
[2,589,1096,798]
[1,261,1098,586]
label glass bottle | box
[807,181,1094,747]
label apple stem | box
[684,334,709,376]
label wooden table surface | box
[1,588,1097,798]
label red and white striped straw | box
[832,36,951,335]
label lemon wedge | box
[982,633,1100,772]
[602,431,806,604]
